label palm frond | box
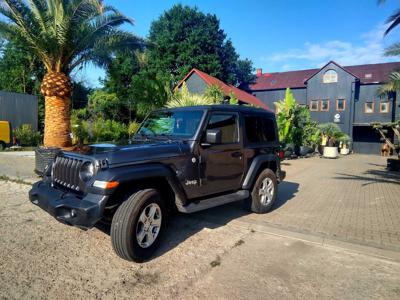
[384,9,400,35]
[384,43,400,57]
[378,71,400,94]
[0,0,139,73]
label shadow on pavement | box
[272,181,299,211]
[334,169,400,186]
[95,180,300,260]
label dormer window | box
[323,69,338,83]
[365,73,372,79]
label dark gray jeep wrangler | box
[29,105,285,262]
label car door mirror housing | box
[205,129,222,144]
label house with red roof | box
[243,61,400,154]
[176,68,270,111]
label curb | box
[230,219,400,263]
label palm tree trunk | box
[43,95,71,147]
[41,72,73,148]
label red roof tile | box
[249,61,400,91]
[177,68,271,111]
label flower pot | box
[300,146,313,156]
[323,146,339,158]
[387,158,400,171]
[340,148,350,155]
[34,147,60,176]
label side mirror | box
[204,129,222,145]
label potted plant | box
[318,123,344,158]
[372,121,400,171]
[338,134,351,155]
[301,119,320,156]
[275,88,320,158]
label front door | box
[198,112,244,196]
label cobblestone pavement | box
[194,154,400,251]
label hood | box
[66,139,191,166]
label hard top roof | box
[158,104,275,116]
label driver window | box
[205,113,238,144]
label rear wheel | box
[249,169,277,214]
[0,142,6,151]
[111,189,166,262]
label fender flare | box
[92,163,188,206]
[242,154,279,190]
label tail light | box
[278,150,285,160]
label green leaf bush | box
[275,88,320,148]
[13,124,42,146]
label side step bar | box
[178,190,249,214]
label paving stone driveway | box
[0,152,399,251]
[197,154,400,252]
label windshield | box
[137,110,204,138]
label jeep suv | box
[29,105,285,262]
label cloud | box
[261,24,398,71]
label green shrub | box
[71,115,90,145]
[13,124,42,146]
[276,88,319,147]
[91,119,128,142]
[318,123,347,147]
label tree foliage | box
[88,90,129,121]
[0,39,44,94]
[146,4,254,86]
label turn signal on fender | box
[93,180,119,189]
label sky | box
[77,0,400,87]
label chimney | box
[256,68,262,77]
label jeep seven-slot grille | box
[53,156,85,192]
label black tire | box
[111,189,166,262]
[249,169,278,214]
[0,141,6,151]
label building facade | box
[245,61,400,154]
[0,91,38,131]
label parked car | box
[29,105,286,262]
[0,121,12,150]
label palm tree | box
[0,0,142,148]
[379,72,400,94]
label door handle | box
[231,151,243,158]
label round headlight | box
[79,162,94,182]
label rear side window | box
[245,116,277,143]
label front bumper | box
[29,181,108,229]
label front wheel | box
[249,169,278,214]
[111,189,166,262]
